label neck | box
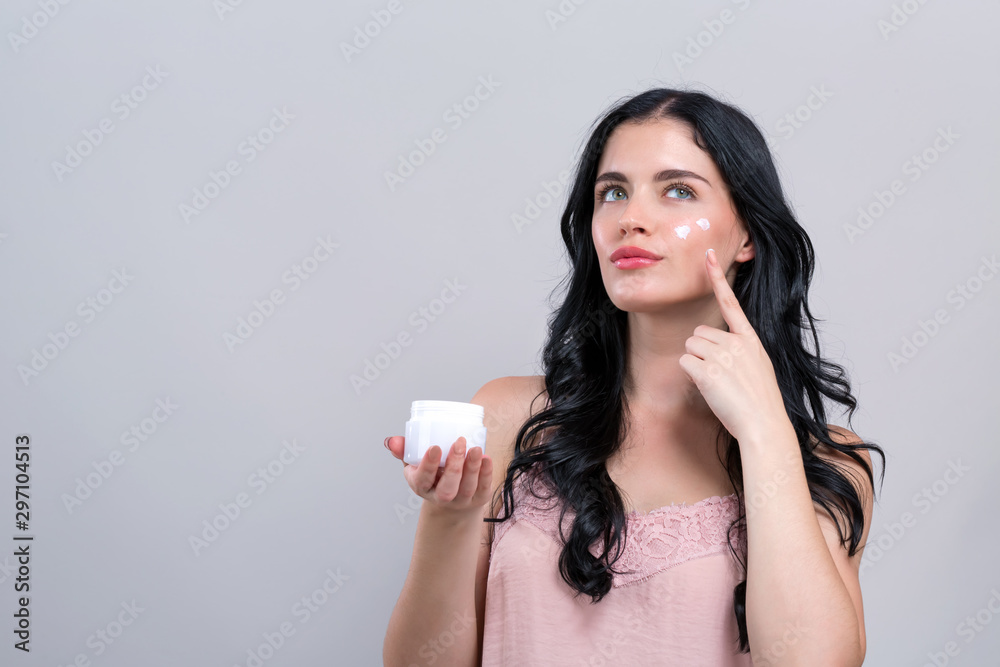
[622,298,727,425]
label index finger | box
[705,248,752,335]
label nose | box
[618,200,651,236]
[619,217,647,236]
[615,185,658,236]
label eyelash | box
[595,181,695,202]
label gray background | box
[1,1,998,665]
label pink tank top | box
[482,470,753,666]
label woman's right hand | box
[384,436,494,516]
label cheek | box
[592,225,611,274]
[593,220,616,250]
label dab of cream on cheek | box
[674,218,710,239]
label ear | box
[734,227,755,263]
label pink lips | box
[610,245,662,269]
[614,257,659,269]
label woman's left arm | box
[679,249,872,667]
[738,420,871,666]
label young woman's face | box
[591,118,754,314]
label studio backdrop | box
[1,1,998,665]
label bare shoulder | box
[810,424,876,539]
[471,374,547,409]
[469,375,548,484]
[471,374,547,415]
[812,425,873,480]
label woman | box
[383,87,885,666]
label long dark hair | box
[484,87,885,653]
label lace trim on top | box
[491,470,747,588]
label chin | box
[605,287,696,313]
[606,295,666,313]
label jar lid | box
[410,400,484,419]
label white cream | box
[695,218,710,231]
[674,225,691,239]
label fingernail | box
[384,437,391,450]
[706,248,716,263]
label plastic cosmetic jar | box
[403,400,487,467]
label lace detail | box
[491,471,746,588]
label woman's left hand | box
[678,248,789,444]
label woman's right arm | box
[382,378,520,667]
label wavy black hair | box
[484,87,885,654]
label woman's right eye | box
[597,185,626,202]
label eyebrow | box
[594,168,712,188]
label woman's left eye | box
[666,185,693,199]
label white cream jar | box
[403,400,487,467]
